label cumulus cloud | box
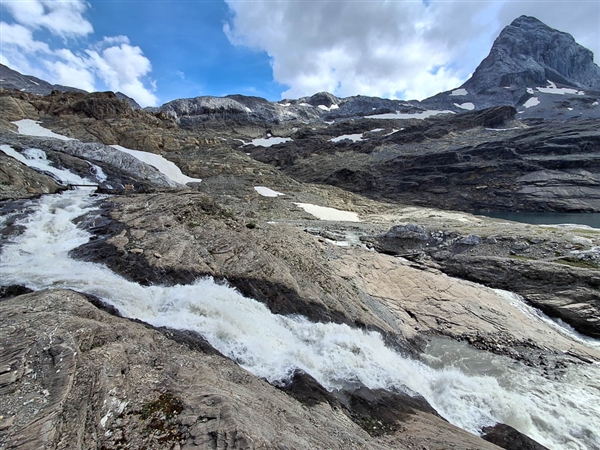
[0,1,158,106]
[2,0,93,37]
[86,43,157,106]
[224,0,600,100]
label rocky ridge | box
[422,16,600,118]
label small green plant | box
[188,221,200,228]
[555,257,599,269]
[356,415,395,436]
[140,392,183,421]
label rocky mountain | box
[422,16,600,118]
[1,15,600,450]
[0,63,141,109]
[156,91,421,128]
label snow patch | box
[366,110,454,120]
[526,88,535,94]
[454,102,475,111]
[536,81,584,95]
[330,133,364,143]
[450,88,468,96]
[523,97,540,108]
[293,203,360,222]
[249,137,292,147]
[254,186,285,197]
[12,119,73,141]
[317,104,339,111]
[111,145,202,185]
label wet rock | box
[0,289,500,450]
[0,152,63,200]
[384,224,428,241]
[482,423,549,450]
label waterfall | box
[1,190,599,450]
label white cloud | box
[0,3,158,106]
[86,43,158,106]
[46,60,96,92]
[224,0,600,100]
[0,22,51,53]
[1,0,93,37]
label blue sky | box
[1,0,598,107]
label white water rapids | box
[1,190,599,450]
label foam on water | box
[494,289,600,351]
[0,145,93,186]
[1,190,599,450]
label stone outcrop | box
[366,221,600,339]
[250,110,600,212]
[0,132,180,191]
[0,152,63,200]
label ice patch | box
[317,104,339,111]
[111,145,202,185]
[523,97,540,108]
[254,186,285,197]
[366,110,454,120]
[536,81,585,96]
[249,137,292,147]
[527,88,535,94]
[12,119,73,141]
[454,102,475,111]
[0,145,93,186]
[330,133,364,143]
[450,88,468,96]
[293,203,360,222]
[89,163,107,182]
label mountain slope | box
[423,16,600,117]
[0,63,141,109]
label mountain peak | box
[510,15,547,27]
[463,16,600,94]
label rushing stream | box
[1,190,599,449]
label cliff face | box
[464,16,600,93]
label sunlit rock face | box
[422,16,600,117]
[466,15,600,93]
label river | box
[473,211,600,229]
[1,189,599,450]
